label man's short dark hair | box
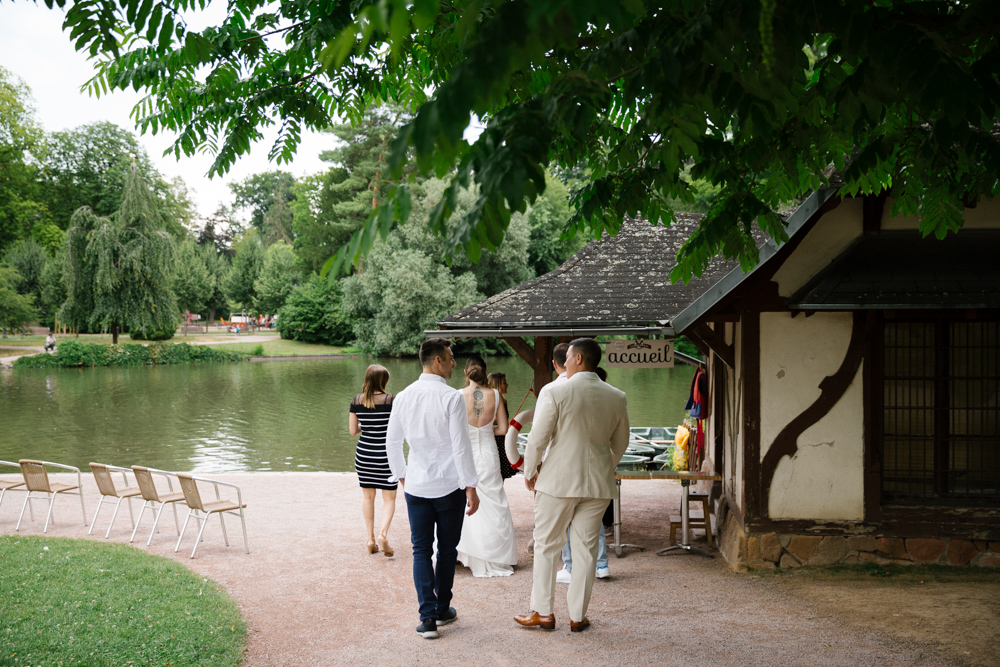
[419,338,452,366]
[552,342,570,368]
[569,337,602,371]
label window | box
[881,318,1000,506]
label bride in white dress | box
[456,357,518,577]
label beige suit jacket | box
[523,372,630,499]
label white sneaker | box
[596,567,610,579]
[556,567,572,584]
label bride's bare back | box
[463,383,497,428]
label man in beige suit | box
[514,338,630,633]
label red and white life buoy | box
[504,409,534,471]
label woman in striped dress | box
[349,364,397,556]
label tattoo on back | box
[473,387,484,419]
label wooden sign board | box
[604,339,674,368]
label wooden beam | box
[704,314,740,323]
[533,336,554,394]
[503,336,536,368]
[690,322,735,369]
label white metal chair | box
[0,460,27,519]
[88,463,141,538]
[130,466,185,545]
[174,473,249,559]
[16,459,87,532]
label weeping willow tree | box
[60,161,176,344]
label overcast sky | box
[0,3,342,224]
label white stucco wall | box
[881,196,1000,230]
[759,312,865,520]
[771,198,863,297]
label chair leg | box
[130,500,150,543]
[126,496,136,529]
[218,511,230,547]
[43,492,58,533]
[78,488,87,526]
[88,497,106,535]
[190,512,210,559]
[16,492,32,531]
[105,497,125,539]
[171,502,180,533]
[148,502,168,546]
[175,509,195,553]
[238,507,249,554]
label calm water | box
[0,357,693,472]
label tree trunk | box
[112,323,119,345]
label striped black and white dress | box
[350,393,397,490]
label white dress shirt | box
[386,373,479,498]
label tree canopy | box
[43,0,1000,281]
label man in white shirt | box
[386,338,480,639]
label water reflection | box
[0,357,694,472]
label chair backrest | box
[132,466,162,502]
[90,463,119,497]
[19,460,50,493]
[176,473,204,511]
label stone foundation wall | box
[717,511,1000,570]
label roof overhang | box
[426,324,674,339]
[671,184,842,333]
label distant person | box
[349,364,397,556]
[386,338,479,639]
[488,372,517,480]
[44,333,56,353]
[456,358,516,577]
[516,338,629,633]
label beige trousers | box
[530,492,607,621]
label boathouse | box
[673,187,1000,569]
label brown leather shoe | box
[570,617,591,633]
[514,611,555,630]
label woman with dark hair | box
[488,372,517,480]
[456,356,517,576]
[349,364,397,556]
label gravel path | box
[1,472,972,666]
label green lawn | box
[0,536,247,666]
[209,339,359,356]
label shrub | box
[276,275,352,346]
[250,344,264,356]
[13,341,248,368]
[129,314,178,341]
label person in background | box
[488,372,517,481]
[385,338,480,639]
[44,332,57,353]
[349,364,397,556]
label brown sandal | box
[377,535,393,557]
[367,539,379,554]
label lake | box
[0,356,694,472]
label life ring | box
[504,409,534,472]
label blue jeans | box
[405,489,466,622]
[561,517,609,572]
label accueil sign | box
[605,339,674,368]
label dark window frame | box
[878,312,1000,508]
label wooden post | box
[533,336,554,394]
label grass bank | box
[13,340,248,368]
[0,536,246,666]
[210,339,360,356]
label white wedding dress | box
[457,388,518,577]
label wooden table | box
[612,470,723,558]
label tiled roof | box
[439,214,743,328]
